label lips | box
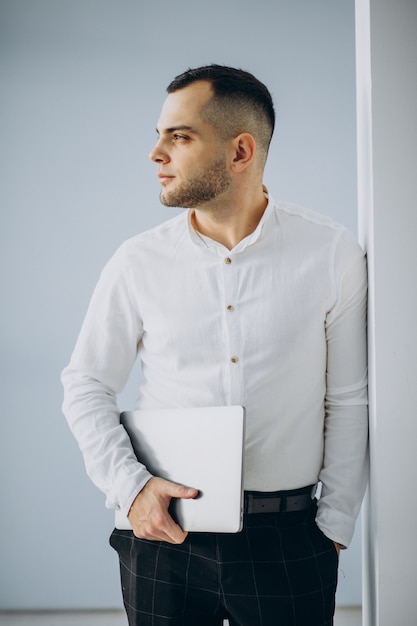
[158,172,174,180]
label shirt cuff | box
[315,502,355,548]
[104,461,154,517]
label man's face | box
[150,81,232,208]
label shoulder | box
[274,200,346,233]
[113,212,189,263]
[97,212,189,281]
[125,212,188,250]
[272,199,364,257]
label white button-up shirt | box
[62,194,368,547]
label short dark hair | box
[167,64,275,161]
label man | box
[62,65,368,625]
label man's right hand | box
[127,477,198,544]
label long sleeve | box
[316,232,369,546]
[61,245,152,515]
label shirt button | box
[227,305,235,312]
[230,356,239,363]
[225,257,232,264]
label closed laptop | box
[115,405,245,533]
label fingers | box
[127,477,198,544]
[144,513,187,544]
[160,480,198,500]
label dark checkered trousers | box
[110,486,339,626]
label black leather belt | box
[244,485,316,515]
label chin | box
[160,194,185,208]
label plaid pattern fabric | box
[110,503,338,626]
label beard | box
[159,154,231,208]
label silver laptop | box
[115,405,245,533]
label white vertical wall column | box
[355,1,417,625]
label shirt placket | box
[221,252,244,406]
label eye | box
[173,133,189,142]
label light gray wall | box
[356,0,417,623]
[0,0,361,610]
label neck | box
[190,184,268,250]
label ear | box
[230,133,256,172]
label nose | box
[149,138,170,164]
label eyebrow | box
[156,125,197,135]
